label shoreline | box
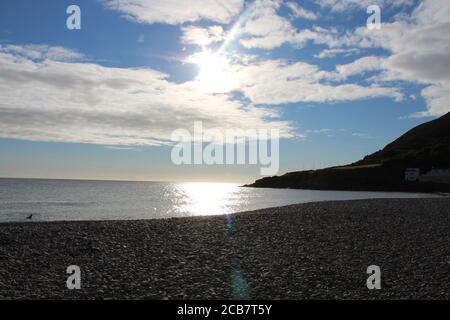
[0,198,449,299]
[244,182,450,193]
[1,192,446,225]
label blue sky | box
[0,0,449,182]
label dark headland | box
[0,198,449,299]
[246,112,450,192]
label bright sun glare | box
[191,51,235,93]
[176,182,239,216]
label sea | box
[0,178,438,223]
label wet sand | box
[0,198,449,300]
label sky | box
[0,0,449,183]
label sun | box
[190,51,235,93]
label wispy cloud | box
[314,48,360,59]
[316,0,414,11]
[285,2,318,20]
[0,44,84,62]
[102,0,245,24]
[181,25,226,46]
[352,132,376,139]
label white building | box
[419,168,450,184]
[405,168,420,182]
[423,168,450,177]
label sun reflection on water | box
[174,182,241,216]
[172,182,251,298]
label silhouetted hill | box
[357,112,450,167]
[247,112,450,192]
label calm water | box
[0,178,438,222]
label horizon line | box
[0,176,250,184]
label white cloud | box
[306,128,333,134]
[239,0,296,49]
[415,84,450,117]
[285,2,318,20]
[0,44,84,62]
[183,51,402,104]
[331,0,450,116]
[314,48,360,59]
[238,0,335,50]
[352,132,375,139]
[181,25,225,46]
[0,45,293,146]
[230,58,402,105]
[334,56,384,80]
[317,0,414,11]
[102,0,244,24]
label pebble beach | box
[0,198,449,300]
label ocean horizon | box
[0,178,439,223]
